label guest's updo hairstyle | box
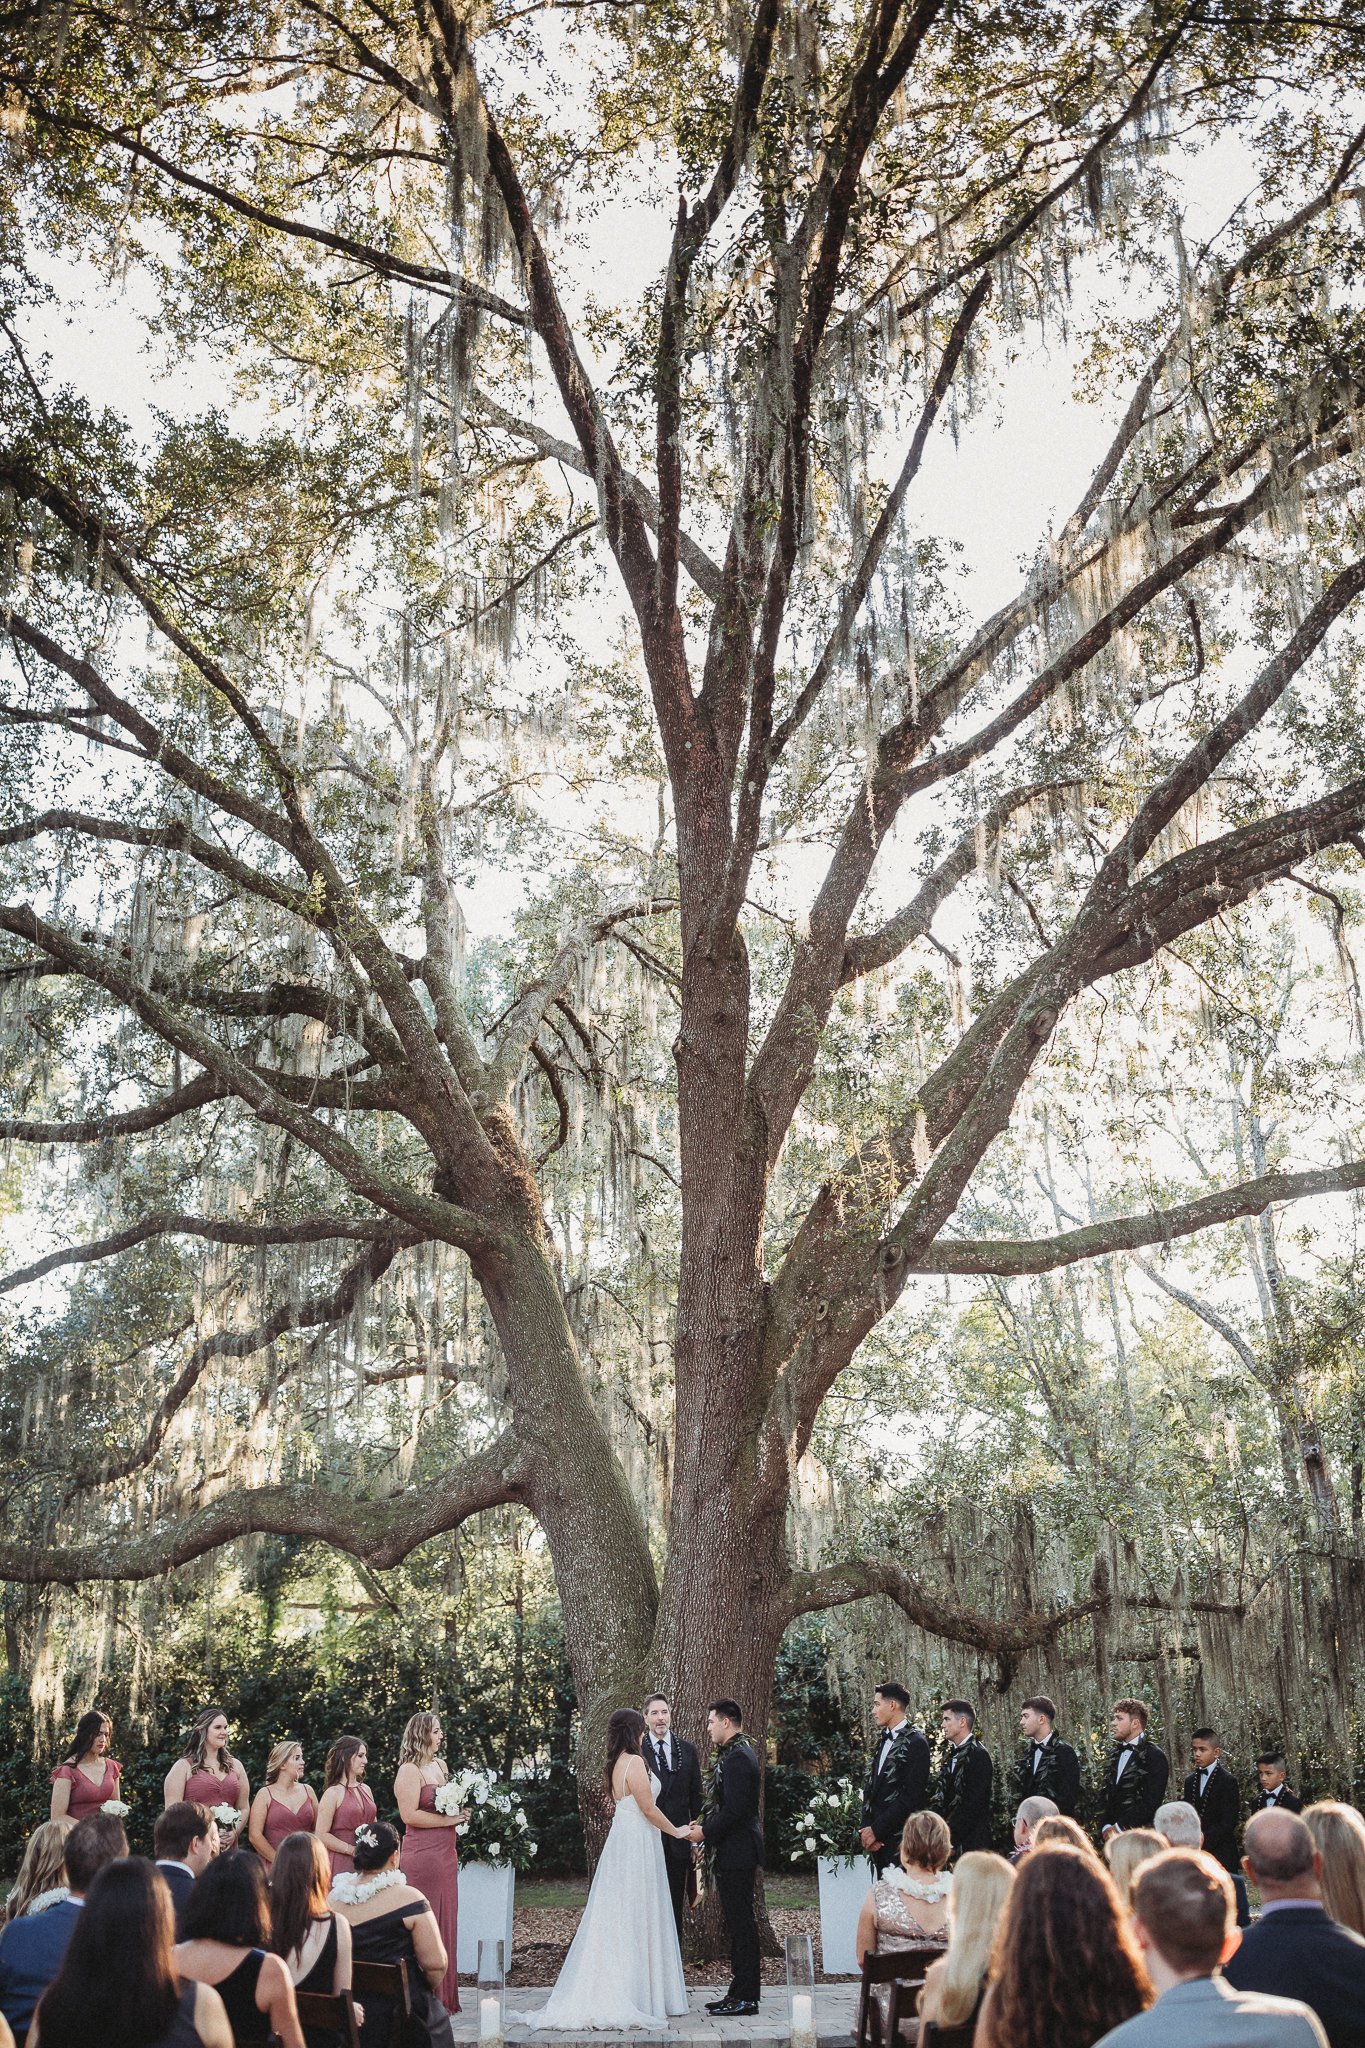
[900,1809,951,1872]
[352,1819,401,1874]
[603,1707,646,1795]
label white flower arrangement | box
[435,1766,537,1869]
[788,1777,865,1866]
[210,1802,240,1831]
[101,1798,131,1818]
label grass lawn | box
[517,1874,819,1911]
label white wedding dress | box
[533,1771,689,2030]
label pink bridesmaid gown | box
[263,1786,318,1855]
[51,1757,122,1820]
[182,1763,249,1821]
[401,1784,460,2011]
[326,1783,377,1877]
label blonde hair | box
[1105,1828,1166,1906]
[4,1818,75,1922]
[1305,1802,1365,1937]
[935,1850,1016,2027]
[265,1740,304,1785]
[901,1810,951,1872]
[398,1711,443,1770]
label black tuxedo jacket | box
[154,1859,195,1937]
[1252,1783,1304,1815]
[701,1737,764,1872]
[860,1724,932,1868]
[934,1737,994,1854]
[1100,1735,1168,1831]
[1183,1758,1241,1871]
[1223,1902,1365,2048]
[645,1733,703,1863]
[1009,1732,1080,1817]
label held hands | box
[680,1821,704,1842]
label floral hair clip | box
[354,1824,379,1847]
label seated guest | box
[1105,1829,1166,1908]
[1095,1847,1327,2048]
[174,1852,305,2048]
[977,1843,1152,2048]
[917,1851,1015,2043]
[855,1811,952,2036]
[329,1822,449,2047]
[1011,1796,1058,1862]
[153,1806,217,1937]
[0,1814,126,2045]
[1224,1809,1365,2048]
[1155,1802,1204,1851]
[1032,1814,1098,1857]
[28,1858,231,2048]
[1252,1752,1302,1815]
[2,1825,74,1925]
[270,1832,359,2044]
[1304,1805,1365,1939]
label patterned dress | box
[868,1876,951,2030]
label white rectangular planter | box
[456,1860,516,1975]
[817,1855,868,1976]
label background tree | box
[3,0,1365,1847]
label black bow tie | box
[1033,1740,1047,1750]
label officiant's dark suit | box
[645,1728,704,1934]
[1100,1733,1168,1832]
[702,1736,763,2008]
[860,1722,932,1873]
[934,1736,994,1855]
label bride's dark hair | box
[603,1707,646,1795]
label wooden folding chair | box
[295,1986,363,2048]
[349,1957,412,2046]
[855,1947,943,2048]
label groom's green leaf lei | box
[702,1732,754,1875]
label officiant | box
[644,1692,705,1934]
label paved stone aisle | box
[447,1984,859,2047]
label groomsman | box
[933,1700,994,1855]
[1009,1695,1081,1817]
[643,1693,704,1936]
[1100,1699,1169,1837]
[1252,1750,1304,1814]
[1183,1726,1249,1928]
[858,1682,931,1874]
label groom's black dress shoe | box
[707,2000,759,2016]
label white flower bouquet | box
[788,1777,865,1865]
[210,1802,240,1831]
[436,1766,538,1869]
[100,1798,131,1818]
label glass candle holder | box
[478,1937,506,2044]
[786,1929,817,2048]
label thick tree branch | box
[786,1555,1107,1656]
[487,898,674,1096]
[0,1074,229,1142]
[0,1211,388,1296]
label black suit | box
[645,1732,704,1934]
[1223,1902,1365,2048]
[1009,1732,1080,1818]
[1100,1736,1168,1832]
[934,1737,994,1855]
[154,1859,195,1937]
[702,1737,763,2004]
[860,1724,932,1873]
[1252,1783,1304,1815]
[1183,1759,1241,1871]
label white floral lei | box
[25,1885,71,1915]
[881,1867,952,1902]
[328,1868,408,1906]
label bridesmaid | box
[315,1736,376,1879]
[394,1711,468,2013]
[248,1741,318,1870]
[164,1706,251,1847]
[50,1711,122,1822]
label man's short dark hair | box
[1257,1749,1287,1769]
[1132,1849,1233,1973]
[709,1698,743,1725]
[155,1800,212,1862]
[874,1682,910,1709]
[643,1693,670,1711]
[942,1698,975,1725]
[64,1812,128,1892]
[1192,1726,1220,1745]
[1114,1697,1149,1727]
[1021,1696,1057,1722]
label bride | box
[534,1707,697,2030]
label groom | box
[701,1697,763,2018]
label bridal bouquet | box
[436,1766,538,1869]
[100,1798,131,1818]
[210,1802,241,1832]
[789,1777,864,1865]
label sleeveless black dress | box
[349,1904,448,2047]
[151,1984,207,2047]
[215,1948,271,2041]
[294,1917,344,2048]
